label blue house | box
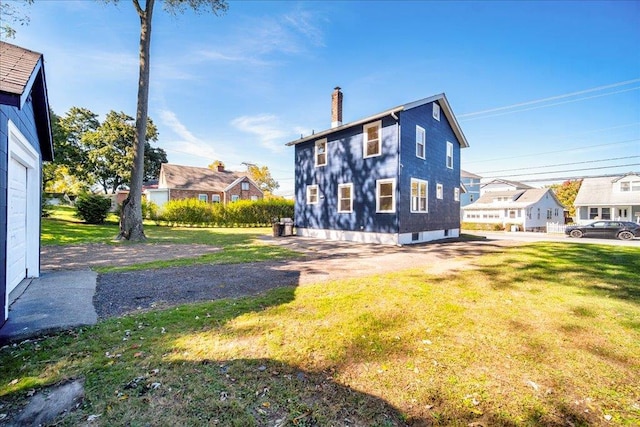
[0,42,53,325]
[286,88,469,245]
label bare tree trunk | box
[117,0,154,241]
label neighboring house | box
[480,178,532,195]
[148,163,263,207]
[573,173,640,224]
[461,188,565,231]
[0,41,54,325]
[460,170,481,206]
[286,87,469,245]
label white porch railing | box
[546,222,566,234]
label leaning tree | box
[112,0,228,240]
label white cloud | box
[159,109,220,161]
[231,114,290,153]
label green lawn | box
[1,241,638,426]
[41,206,300,272]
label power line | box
[476,155,640,174]
[481,163,640,179]
[458,78,640,118]
[464,138,640,164]
[507,172,637,185]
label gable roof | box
[159,163,252,192]
[463,188,564,210]
[461,170,482,179]
[481,179,533,190]
[0,41,53,161]
[574,173,640,205]
[285,93,469,149]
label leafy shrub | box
[41,195,53,218]
[158,198,294,227]
[75,193,112,224]
[142,199,160,221]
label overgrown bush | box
[142,199,160,221]
[158,198,294,227]
[75,193,112,224]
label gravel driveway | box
[44,236,520,319]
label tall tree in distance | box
[548,180,582,220]
[246,164,280,194]
[112,0,229,241]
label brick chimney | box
[331,86,343,128]
[217,163,224,172]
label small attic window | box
[433,103,441,121]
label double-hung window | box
[212,194,221,203]
[337,183,353,213]
[411,178,428,213]
[306,185,318,205]
[363,121,381,158]
[241,182,249,191]
[231,195,240,202]
[416,126,425,159]
[315,139,327,167]
[446,142,454,169]
[436,183,443,199]
[376,179,396,213]
[198,194,208,202]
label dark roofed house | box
[150,163,263,206]
[1,41,54,326]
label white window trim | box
[306,184,319,205]
[315,138,327,167]
[363,120,382,159]
[337,183,353,213]
[436,183,443,200]
[410,178,428,213]
[198,194,208,202]
[376,178,396,213]
[433,103,441,121]
[416,125,425,159]
[454,187,460,202]
[446,141,454,169]
[231,195,240,202]
[241,182,250,190]
[212,194,221,203]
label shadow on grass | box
[472,242,640,304]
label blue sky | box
[9,0,640,196]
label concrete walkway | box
[0,270,98,344]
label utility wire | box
[458,78,640,118]
[481,163,640,179]
[476,155,640,174]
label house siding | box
[294,116,399,234]
[397,102,461,235]
[225,179,264,202]
[1,98,43,325]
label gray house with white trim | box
[573,173,640,224]
[0,42,53,325]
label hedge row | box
[153,198,294,227]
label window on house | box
[241,182,249,191]
[436,183,443,200]
[363,121,381,158]
[251,196,258,201]
[231,195,240,202]
[307,185,318,205]
[198,194,207,202]
[602,207,611,220]
[510,210,516,218]
[621,180,640,192]
[376,179,396,213]
[433,103,441,121]
[338,183,353,213]
[411,178,428,212]
[212,194,221,203]
[589,207,599,219]
[547,209,552,219]
[446,141,453,169]
[454,187,460,202]
[416,126,425,159]
[315,139,327,167]
[537,208,541,219]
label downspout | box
[394,112,401,245]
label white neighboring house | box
[573,173,640,224]
[480,178,532,195]
[462,188,565,231]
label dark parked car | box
[565,221,640,240]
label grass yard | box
[1,242,639,426]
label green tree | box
[0,0,33,39]
[110,0,229,241]
[247,164,280,193]
[144,142,167,182]
[549,180,582,219]
[83,111,159,194]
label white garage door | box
[6,157,28,294]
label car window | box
[592,222,605,228]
